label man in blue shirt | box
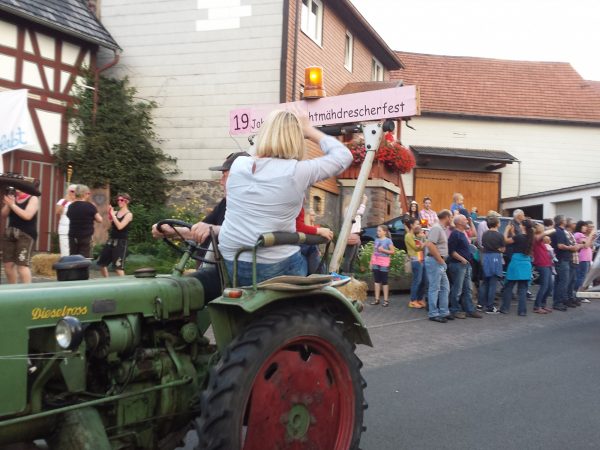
[447,214,483,319]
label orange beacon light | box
[304,66,326,99]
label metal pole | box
[329,122,384,273]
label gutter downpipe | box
[291,0,300,101]
[92,49,121,126]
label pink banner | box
[229,85,419,135]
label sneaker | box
[580,298,591,303]
[485,306,500,315]
[429,316,447,323]
[408,301,423,309]
[526,291,534,299]
[329,272,350,281]
[467,311,483,318]
[476,304,484,311]
[453,311,467,319]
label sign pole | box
[329,122,384,274]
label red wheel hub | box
[242,336,355,449]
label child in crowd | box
[370,225,395,307]
[450,193,465,215]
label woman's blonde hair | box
[255,110,304,161]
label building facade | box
[99,0,405,228]
[0,0,119,251]
[391,52,600,221]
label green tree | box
[54,71,178,206]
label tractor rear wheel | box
[194,308,366,450]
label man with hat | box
[152,151,249,245]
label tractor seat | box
[254,274,351,291]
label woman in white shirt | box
[55,184,76,257]
[218,109,352,286]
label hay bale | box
[31,253,61,278]
[335,278,368,302]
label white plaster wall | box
[502,186,600,221]
[99,0,284,180]
[400,116,600,199]
[0,19,17,48]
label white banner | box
[0,89,38,156]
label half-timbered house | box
[0,0,119,251]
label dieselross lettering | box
[31,306,88,320]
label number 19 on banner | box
[230,109,264,133]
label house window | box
[344,31,353,71]
[312,195,323,214]
[371,57,384,81]
[301,0,323,45]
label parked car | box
[361,216,408,251]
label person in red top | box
[532,224,555,313]
[296,206,333,274]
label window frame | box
[300,0,324,46]
[371,57,384,81]
[344,30,353,72]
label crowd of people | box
[370,193,598,324]
[1,183,133,284]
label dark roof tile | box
[0,0,119,50]
[391,52,600,124]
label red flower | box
[345,136,415,174]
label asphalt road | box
[358,297,600,450]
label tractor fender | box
[207,286,372,351]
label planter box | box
[357,274,412,292]
[339,161,400,185]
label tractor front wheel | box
[194,308,366,450]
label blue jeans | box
[553,260,570,307]
[478,275,499,310]
[568,263,578,301]
[448,262,475,313]
[576,261,591,291]
[501,279,528,314]
[409,260,425,300]
[225,250,307,287]
[534,266,552,308]
[425,256,449,318]
[300,244,322,275]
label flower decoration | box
[346,132,416,174]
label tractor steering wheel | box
[155,219,218,265]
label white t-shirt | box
[56,199,72,235]
[219,135,352,263]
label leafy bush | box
[53,71,179,207]
[354,242,409,277]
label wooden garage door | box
[414,169,500,215]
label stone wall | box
[166,179,225,215]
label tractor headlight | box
[55,316,83,350]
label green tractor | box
[0,116,400,449]
[0,219,371,449]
